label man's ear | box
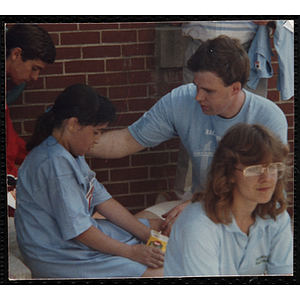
[10,47,23,61]
[231,81,242,96]
[67,117,80,133]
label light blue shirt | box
[15,136,149,278]
[129,84,288,193]
[247,21,294,100]
[164,202,293,276]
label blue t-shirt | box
[129,84,287,192]
[15,136,149,278]
[164,202,293,276]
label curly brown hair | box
[192,123,291,224]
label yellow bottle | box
[146,230,169,252]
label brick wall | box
[7,22,294,216]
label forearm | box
[87,128,145,159]
[96,198,151,243]
[75,225,132,258]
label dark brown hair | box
[26,84,116,151]
[187,35,250,88]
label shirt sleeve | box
[266,211,293,275]
[128,91,178,147]
[165,206,221,276]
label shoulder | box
[257,210,292,233]
[170,83,196,99]
[245,90,284,115]
[174,202,220,239]
[23,136,83,176]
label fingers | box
[147,247,165,268]
[162,210,178,229]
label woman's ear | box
[67,117,80,133]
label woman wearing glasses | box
[164,123,293,276]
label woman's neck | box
[52,127,69,152]
[231,201,256,236]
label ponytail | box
[26,109,59,151]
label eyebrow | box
[193,82,214,92]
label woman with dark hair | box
[15,84,165,279]
[164,123,293,276]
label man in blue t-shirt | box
[88,36,287,236]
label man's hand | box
[161,200,191,236]
[129,244,165,268]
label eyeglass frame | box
[235,162,286,179]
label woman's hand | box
[161,200,191,236]
[128,244,165,268]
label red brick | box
[130,71,154,84]
[9,105,45,120]
[157,82,182,96]
[114,195,145,208]
[24,120,36,134]
[65,60,105,73]
[131,152,169,167]
[113,112,144,127]
[88,73,128,86]
[41,62,63,76]
[94,87,108,97]
[130,179,168,193]
[24,91,60,104]
[55,47,81,60]
[61,32,100,45]
[120,23,156,29]
[170,151,179,164]
[287,128,294,141]
[90,156,130,169]
[288,141,294,153]
[122,43,155,56]
[102,30,137,43]
[267,75,278,89]
[109,85,147,100]
[24,78,44,90]
[286,115,294,127]
[106,57,145,72]
[105,183,129,196]
[111,167,148,181]
[83,45,121,58]
[146,57,156,69]
[150,165,177,178]
[46,75,86,89]
[138,29,156,42]
[277,102,294,115]
[79,23,119,30]
[268,90,280,102]
[95,170,109,183]
[110,99,128,114]
[128,98,156,112]
[39,23,78,32]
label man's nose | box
[30,71,39,81]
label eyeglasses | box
[235,162,285,179]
